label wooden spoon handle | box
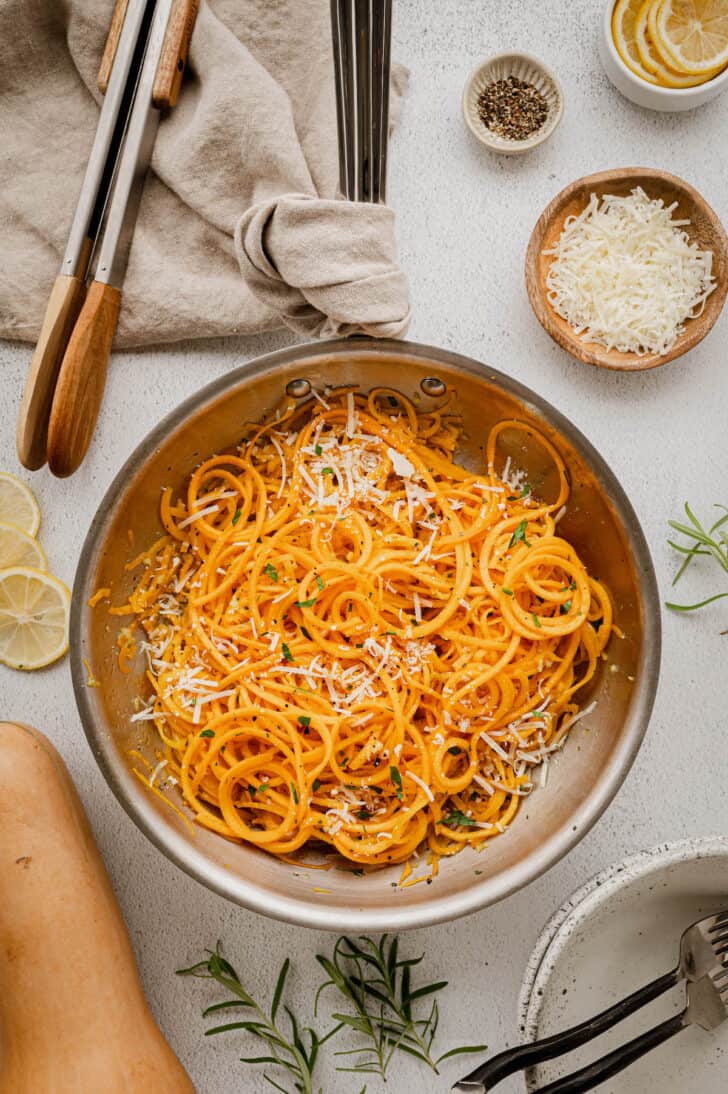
[152,0,200,109]
[98,0,130,94]
[16,275,87,471]
[46,281,121,478]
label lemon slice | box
[0,567,70,670]
[636,0,720,82]
[0,472,41,537]
[656,0,728,74]
[613,0,661,82]
[0,523,47,571]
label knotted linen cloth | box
[0,0,410,347]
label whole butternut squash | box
[0,722,195,1093]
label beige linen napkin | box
[0,0,410,348]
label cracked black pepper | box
[477,76,549,141]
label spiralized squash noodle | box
[115,388,612,870]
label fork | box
[452,909,728,1092]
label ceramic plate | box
[519,837,728,1092]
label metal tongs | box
[16,0,199,477]
[330,0,392,204]
[453,909,728,1093]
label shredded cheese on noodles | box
[112,388,612,872]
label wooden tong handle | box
[98,0,130,95]
[46,282,121,479]
[98,0,199,108]
[153,0,200,109]
[16,275,87,470]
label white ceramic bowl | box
[599,0,728,111]
[519,836,728,1092]
[462,52,563,154]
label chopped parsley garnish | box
[298,715,311,728]
[314,444,322,456]
[248,783,257,796]
[300,625,312,640]
[520,483,531,497]
[322,467,334,475]
[570,580,577,590]
[387,395,398,407]
[264,562,279,581]
[316,575,325,591]
[560,599,573,614]
[231,508,241,525]
[295,597,316,608]
[390,765,403,800]
[312,778,321,792]
[357,809,370,820]
[532,613,542,628]
[447,746,462,755]
[442,810,477,828]
[291,783,299,804]
[199,729,215,738]
[508,520,531,549]
[502,587,514,596]
[281,642,294,663]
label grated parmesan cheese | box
[544,187,715,356]
[387,447,415,479]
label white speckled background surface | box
[2,2,728,1091]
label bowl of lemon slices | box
[0,471,70,672]
[600,0,728,111]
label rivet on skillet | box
[421,377,447,397]
[285,378,312,398]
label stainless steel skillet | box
[71,337,660,931]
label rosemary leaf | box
[667,502,728,616]
[177,944,332,1094]
[181,935,485,1090]
[316,934,484,1079]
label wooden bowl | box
[525,168,728,371]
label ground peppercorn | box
[477,76,548,141]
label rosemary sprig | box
[315,934,486,1080]
[177,944,340,1094]
[666,502,728,614]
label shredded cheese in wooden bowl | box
[544,186,716,356]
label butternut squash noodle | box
[114,387,612,875]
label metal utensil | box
[16,0,199,477]
[535,967,728,1094]
[70,338,660,932]
[15,0,153,471]
[45,0,175,479]
[453,909,728,1092]
[330,0,392,202]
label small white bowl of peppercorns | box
[463,52,564,154]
